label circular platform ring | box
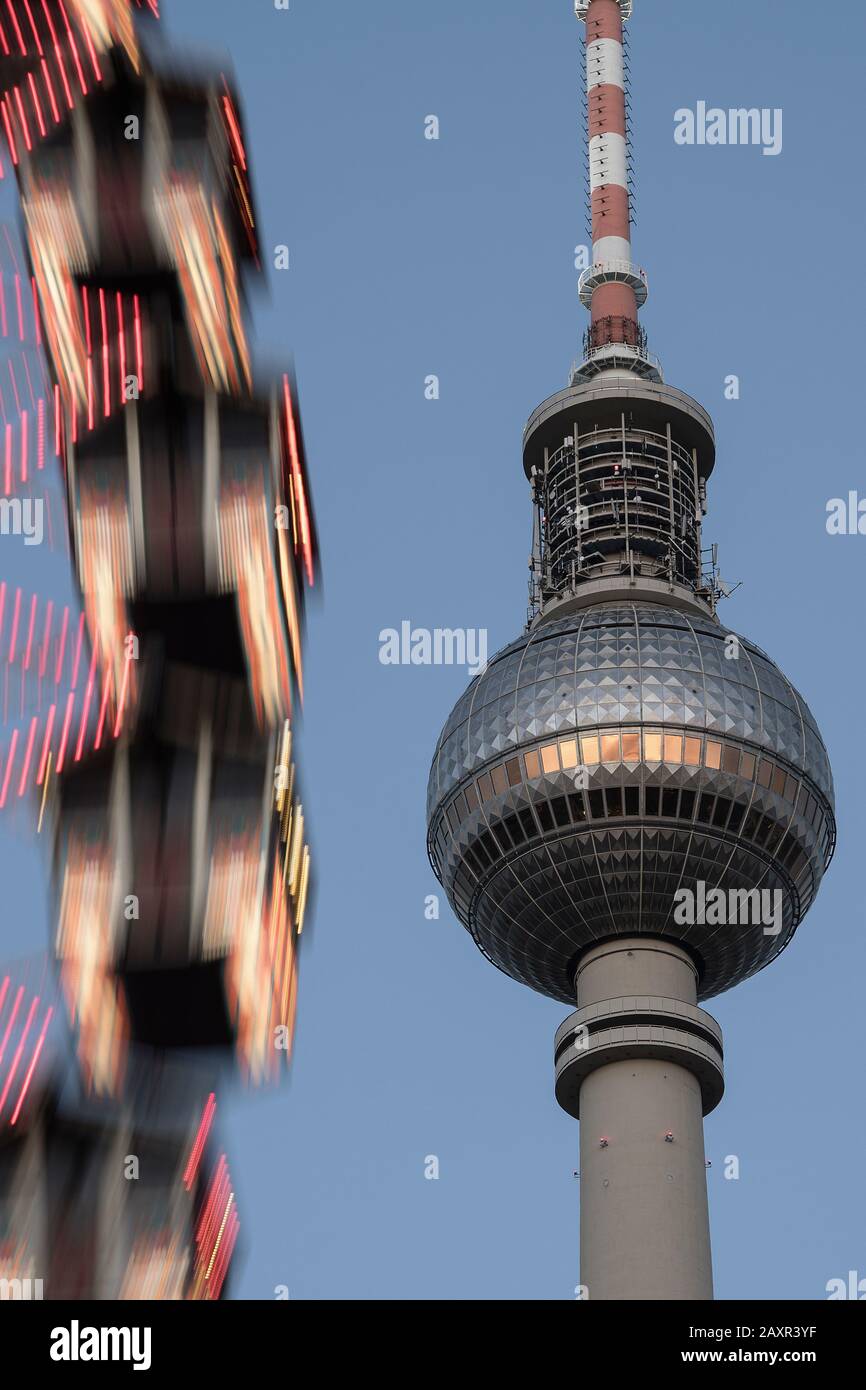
[575,0,633,21]
[579,260,648,310]
[554,997,725,1118]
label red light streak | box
[0,984,23,1063]
[19,406,27,481]
[116,291,126,403]
[197,1156,228,1251]
[99,287,109,416]
[74,642,97,761]
[38,598,52,677]
[21,352,35,408]
[55,689,74,772]
[0,657,119,810]
[14,271,22,339]
[40,57,60,124]
[37,394,44,468]
[81,285,91,354]
[40,0,73,111]
[22,591,35,668]
[53,382,60,456]
[79,8,101,82]
[0,21,9,58]
[7,358,19,414]
[54,605,69,683]
[58,0,88,96]
[4,0,26,57]
[209,1211,237,1298]
[116,291,128,405]
[283,375,314,586]
[113,647,132,737]
[209,1165,231,1245]
[55,45,74,109]
[21,0,42,55]
[36,700,54,783]
[13,86,32,151]
[86,355,94,431]
[94,665,111,748]
[210,1177,232,1259]
[17,714,37,795]
[1,97,18,165]
[10,1004,52,1125]
[27,71,46,138]
[0,727,18,806]
[0,225,14,272]
[0,995,38,1117]
[195,1162,220,1247]
[133,293,143,392]
[8,586,20,664]
[32,276,42,346]
[202,1156,230,1245]
[222,95,246,171]
[183,1091,216,1190]
[210,1210,239,1298]
[70,611,84,688]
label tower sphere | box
[427,603,834,1004]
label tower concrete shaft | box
[555,938,723,1300]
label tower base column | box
[554,937,724,1300]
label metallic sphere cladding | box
[427,604,834,1004]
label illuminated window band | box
[434,727,833,886]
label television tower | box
[427,0,834,1300]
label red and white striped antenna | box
[574,0,659,382]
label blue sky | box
[1,0,863,1300]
